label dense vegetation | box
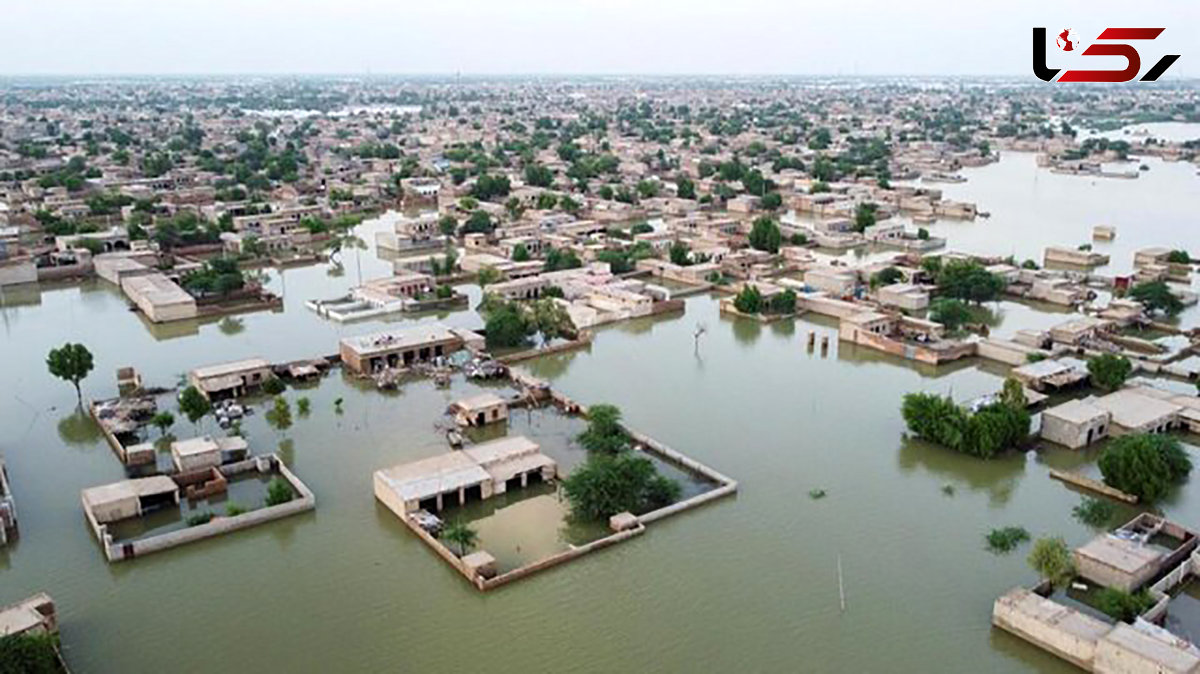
[900,380,1029,459]
[1087,354,1132,392]
[562,404,681,520]
[1098,433,1191,502]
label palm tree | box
[440,520,478,557]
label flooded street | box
[2,146,1199,672]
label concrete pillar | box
[436,493,444,511]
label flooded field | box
[1,149,1199,672]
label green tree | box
[484,303,532,349]
[1098,433,1192,502]
[676,176,696,200]
[853,202,878,232]
[669,241,692,266]
[440,520,479,557]
[561,452,681,520]
[265,477,294,506]
[1095,588,1155,623]
[477,266,502,287]
[748,217,781,254]
[559,195,581,214]
[46,342,94,402]
[512,243,530,262]
[1087,354,1132,391]
[760,192,783,211]
[438,215,458,237]
[532,298,574,341]
[1000,377,1028,410]
[178,385,211,426]
[929,298,972,332]
[870,266,904,289]
[733,284,763,314]
[524,164,554,188]
[151,411,175,436]
[578,404,630,453]
[544,248,582,272]
[936,260,1006,303]
[1027,537,1076,588]
[266,396,293,431]
[0,631,63,673]
[767,289,797,314]
[462,210,494,235]
[1129,281,1183,316]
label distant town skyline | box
[4,0,1197,77]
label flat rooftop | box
[1090,389,1182,429]
[82,475,178,509]
[376,452,490,503]
[1076,534,1164,576]
[341,323,460,356]
[452,393,507,412]
[190,358,271,380]
[1044,398,1108,424]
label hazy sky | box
[3,0,1197,77]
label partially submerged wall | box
[93,456,315,562]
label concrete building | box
[1050,316,1116,346]
[81,475,180,524]
[1011,359,1089,392]
[0,593,58,639]
[121,273,198,323]
[374,436,556,515]
[171,435,250,473]
[1045,246,1111,268]
[1089,388,1182,436]
[876,282,930,311]
[804,266,859,296]
[450,393,509,427]
[1041,399,1111,449]
[993,515,1200,674]
[188,358,274,400]
[340,323,484,375]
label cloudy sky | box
[3,0,1196,77]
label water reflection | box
[56,408,104,447]
[217,317,245,335]
[896,435,1027,505]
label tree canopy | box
[1087,354,1132,391]
[1129,281,1183,316]
[1098,433,1192,502]
[561,452,681,521]
[1027,537,1076,588]
[748,216,782,254]
[901,391,1029,459]
[578,404,630,454]
[46,342,94,401]
[934,260,1006,303]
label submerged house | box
[373,435,556,515]
[171,435,250,473]
[993,515,1200,674]
[188,358,274,401]
[1041,399,1111,449]
[339,323,485,375]
[450,393,509,427]
[82,475,180,526]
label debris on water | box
[808,489,827,500]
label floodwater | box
[0,150,1199,673]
